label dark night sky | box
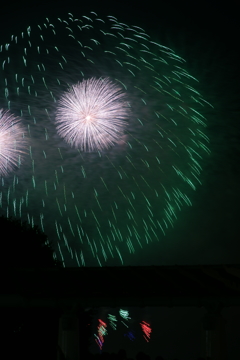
[0,1,240,359]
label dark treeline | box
[0,215,63,268]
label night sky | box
[0,1,240,358]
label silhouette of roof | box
[1,264,240,308]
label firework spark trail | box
[95,319,107,350]
[140,321,152,342]
[0,12,212,266]
[108,314,117,330]
[119,309,131,327]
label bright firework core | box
[55,77,129,152]
[0,109,26,177]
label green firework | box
[0,12,212,266]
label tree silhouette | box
[0,215,63,359]
[0,215,62,267]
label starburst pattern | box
[0,12,212,266]
[55,77,129,151]
[0,109,26,177]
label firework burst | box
[55,77,129,151]
[0,109,26,177]
[0,13,212,266]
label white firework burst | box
[0,109,26,177]
[55,77,130,152]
